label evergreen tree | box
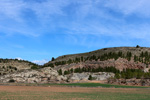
[136,45,140,48]
[51,57,55,61]
[88,75,93,80]
[115,73,120,79]
[64,70,69,75]
[58,69,62,75]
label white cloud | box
[32,59,49,65]
[0,0,150,43]
[0,0,70,37]
[15,57,23,60]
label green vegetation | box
[115,68,150,79]
[0,87,150,100]
[136,45,140,48]
[134,51,150,64]
[0,58,40,70]
[58,66,150,79]
[57,69,62,75]
[31,65,39,69]
[51,57,55,61]
[44,51,134,68]
[59,66,120,75]
[8,79,15,83]
[49,83,149,88]
[0,58,38,66]
[44,50,150,69]
[88,75,93,80]
[44,50,150,79]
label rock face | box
[0,67,115,83]
[67,72,114,82]
[0,67,67,83]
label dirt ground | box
[0,85,144,93]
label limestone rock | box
[0,67,67,83]
[67,72,114,82]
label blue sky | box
[1,0,150,65]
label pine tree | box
[58,69,62,75]
[88,75,93,80]
[115,73,120,79]
[51,57,55,61]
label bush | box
[31,65,39,69]
[136,45,140,48]
[9,79,15,83]
[51,57,55,61]
[58,69,62,75]
[88,75,93,80]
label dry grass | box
[0,86,150,100]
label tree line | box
[134,51,150,65]
[115,68,150,79]
[45,51,133,68]
[57,66,150,79]
[57,66,120,75]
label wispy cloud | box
[0,0,69,37]
[0,0,150,47]
[105,0,150,17]
[0,0,26,21]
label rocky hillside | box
[0,59,39,75]
[46,46,150,62]
[0,46,150,86]
[0,67,66,83]
[0,67,114,83]
[44,46,150,72]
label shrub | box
[31,65,39,69]
[136,45,140,48]
[88,75,93,80]
[9,79,15,83]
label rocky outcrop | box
[54,58,149,72]
[0,59,37,70]
[67,72,114,82]
[0,67,115,83]
[0,67,67,83]
[108,79,150,86]
[0,59,39,75]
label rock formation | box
[0,67,67,83]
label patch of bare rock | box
[0,67,114,83]
[0,67,67,83]
[108,79,150,86]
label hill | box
[46,46,150,62]
[0,46,150,86]
[44,46,150,72]
[0,58,39,75]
